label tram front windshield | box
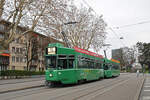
[46,56,56,69]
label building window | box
[16,29,20,34]
[24,66,27,70]
[30,66,36,71]
[20,57,23,62]
[23,57,26,63]
[16,57,19,62]
[15,39,19,43]
[0,34,4,38]
[16,48,19,53]
[20,48,23,54]
[12,56,15,62]
[20,39,23,43]
[12,66,15,70]
[0,24,5,31]
[12,47,15,53]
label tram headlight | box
[58,72,61,75]
[49,74,53,77]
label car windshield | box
[46,56,56,69]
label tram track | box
[1,79,119,100]
[0,87,58,100]
[74,77,132,100]
[46,75,131,100]
[0,74,131,100]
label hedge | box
[0,70,45,76]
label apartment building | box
[0,20,64,71]
[0,20,10,71]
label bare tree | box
[0,0,69,50]
[64,5,106,50]
[0,0,106,52]
[40,3,107,51]
[0,0,5,18]
[24,33,38,71]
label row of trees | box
[0,0,107,51]
[137,42,150,72]
[114,42,150,72]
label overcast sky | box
[75,0,150,58]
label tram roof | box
[47,43,104,60]
[103,58,120,64]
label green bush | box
[0,70,45,76]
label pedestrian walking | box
[136,69,139,77]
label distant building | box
[112,48,122,61]
[0,20,65,71]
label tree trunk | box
[148,63,150,73]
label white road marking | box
[142,96,150,100]
[144,90,150,92]
[144,86,150,88]
[145,83,150,85]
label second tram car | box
[103,58,120,78]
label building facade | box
[0,20,64,71]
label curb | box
[134,76,145,100]
[0,85,44,94]
[0,75,45,80]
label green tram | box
[103,58,120,78]
[45,43,104,86]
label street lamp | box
[61,21,79,48]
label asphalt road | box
[0,73,144,100]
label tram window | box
[78,61,82,68]
[113,65,119,70]
[84,61,88,68]
[78,56,86,68]
[69,55,75,59]
[46,56,56,68]
[78,57,81,68]
[58,59,67,69]
[90,62,94,69]
[86,61,90,68]
[99,63,102,69]
[104,64,109,70]
[95,63,98,69]
[96,63,102,69]
[68,59,74,68]
[57,55,67,69]
[58,55,67,59]
[68,55,75,68]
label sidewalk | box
[139,74,150,100]
[0,76,44,85]
[0,80,45,94]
